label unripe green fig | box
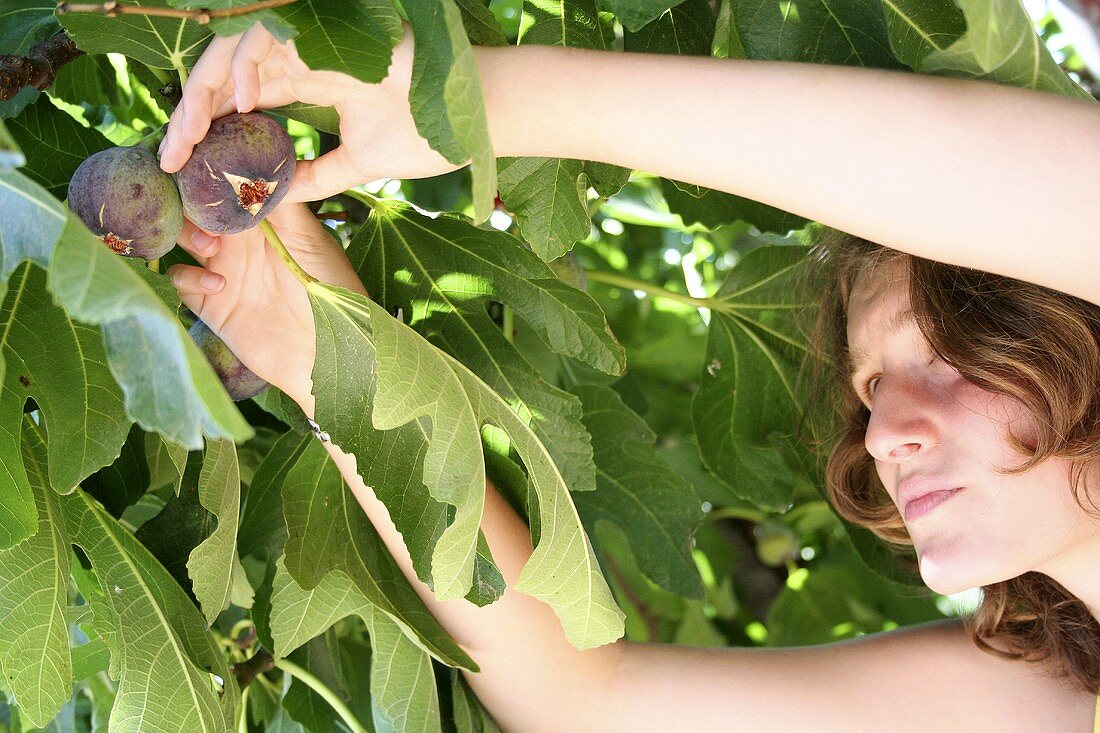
[175,113,296,234]
[754,522,799,567]
[67,146,183,259]
[188,319,268,401]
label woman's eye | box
[864,376,880,402]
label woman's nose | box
[863,374,942,464]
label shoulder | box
[595,618,1095,732]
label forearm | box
[292,396,621,732]
[479,45,1100,302]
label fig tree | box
[67,146,183,259]
[188,319,268,401]
[175,112,296,234]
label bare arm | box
[480,45,1100,305]
[293,399,1095,732]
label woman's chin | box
[917,553,985,596]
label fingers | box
[167,263,225,306]
[285,148,371,203]
[175,219,223,266]
[160,33,242,172]
[231,23,276,114]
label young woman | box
[159,23,1100,731]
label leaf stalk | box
[585,270,718,311]
[274,657,368,733]
[258,219,319,286]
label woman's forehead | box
[846,259,912,356]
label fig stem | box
[258,219,318,286]
[148,258,160,273]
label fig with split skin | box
[188,319,269,401]
[175,112,296,234]
[67,146,183,260]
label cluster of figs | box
[67,112,297,401]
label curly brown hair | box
[807,230,1100,694]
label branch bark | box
[55,0,298,24]
[0,31,83,102]
[231,645,276,691]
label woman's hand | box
[157,23,461,201]
[166,203,365,408]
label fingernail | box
[201,273,224,292]
[191,230,215,252]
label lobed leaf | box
[58,0,212,71]
[62,487,238,732]
[405,0,498,222]
[0,422,72,727]
[280,435,479,670]
[571,385,705,598]
[5,95,110,198]
[186,438,247,624]
[692,245,813,511]
[48,212,253,449]
[308,284,625,647]
[915,0,1093,99]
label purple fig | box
[175,113,296,234]
[188,319,268,401]
[67,146,183,259]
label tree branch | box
[55,0,299,25]
[231,645,276,691]
[0,31,83,102]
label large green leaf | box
[280,436,478,670]
[0,169,64,286]
[455,0,508,46]
[661,179,808,235]
[57,0,212,71]
[360,603,443,733]
[571,385,705,598]
[308,284,625,647]
[238,429,311,562]
[0,422,72,727]
[5,95,110,198]
[47,213,253,450]
[880,0,966,68]
[498,0,630,259]
[269,556,444,733]
[692,245,813,511]
[600,0,687,33]
[347,202,624,489]
[273,0,401,82]
[405,0,497,222]
[1,262,130,494]
[0,118,24,171]
[62,488,238,732]
[917,0,1092,99]
[187,438,249,623]
[731,0,903,68]
[0,1,56,55]
[622,0,714,55]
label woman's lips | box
[903,487,963,522]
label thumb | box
[285,148,371,203]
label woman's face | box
[845,259,1097,595]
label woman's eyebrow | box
[846,306,916,377]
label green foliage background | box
[0,0,1091,731]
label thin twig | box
[56,0,298,25]
[0,31,83,101]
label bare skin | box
[165,23,1100,732]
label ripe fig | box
[175,113,296,234]
[188,319,268,401]
[67,146,183,259]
